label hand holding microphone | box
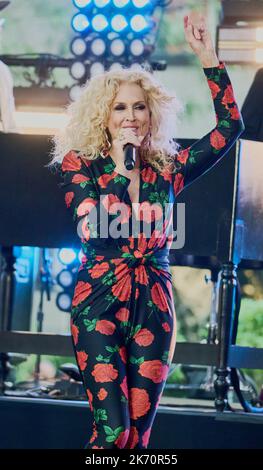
[112,127,144,171]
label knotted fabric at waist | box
[81,246,170,271]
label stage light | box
[90,37,106,56]
[132,0,150,8]
[130,62,143,71]
[109,62,123,71]
[57,269,74,288]
[69,83,82,102]
[111,14,128,32]
[130,14,148,33]
[56,292,72,312]
[130,38,144,56]
[70,37,87,56]
[70,61,86,79]
[72,13,90,33]
[94,0,111,7]
[73,0,92,8]
[113,0,130,7]
[58,248,77,265]
[110,38,125,56]
[92,14,109,32]
[78,249,85,263]
[90,61,105,76]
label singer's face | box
[107,82,151,141]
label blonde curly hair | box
[48,65,183,174]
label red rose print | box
[177,148,189,164]
[95,319,116,335]
[210,129,226,150]
[119,346,127,364]
[173,173,184,196]
[112,274,132,302]
[161,168,172,183]
[125,426,139,449]
[72,173,90,184]
[208,80,220,99]
[138,201,163,223]
[71,323,79,345]
[77,350,88,371]
[135,265,149,286]
[88,262,110,279]
[65,191,74,208]
[115,428,130,449]
[97,173,115,189]
[120,376,128,399]
[77,198,97,217]
[91,363,119,382]
[142,427,152,448]
[62,150,82,172]
[129,388,151,420]
[116,308,130,322]
[141,166,157,184]
[133,328,154,347]
[97,388,108,401]
[89,421,97,443]
[72,281,92,307]
[87,388,94,411]
[222,84,235,106]
[162,322,171,333]
[138,360,169,383]
[151,282,168,312]
[229,105,241,120]
[138,234,148,254]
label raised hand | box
[184,11,220,67]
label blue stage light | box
[94,0,111,7]
[58,248,77,266]
[72,13,90,32]
[92,14,109,32]
[130,14,147,32]
[113,0,130,7]
[70,61,86,79]
[132,0,150,7]
[90,61,105,76]
[130,38,144,56]
[110,38,125,56]
[91,37,106,56]
[70,37,87,56]
[111,14,128,32]
[73,0,92,8]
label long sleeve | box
[173,61,245,197]
[58,150,100,242]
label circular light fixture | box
[90,37,106,56]
[58,248,77,265]
[110,38,125,56]
[130,38,144,56]
[69,84,82,102]
[71,37,87,56]
[70,61,86,79]
[111,14,128,32]
[72,13,90,33]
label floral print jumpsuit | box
[58,62,244,449]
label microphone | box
[124,143,136,170]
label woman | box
[50,13,244,449]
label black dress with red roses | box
[57,62,244,449]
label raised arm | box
[173,62,244,196]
